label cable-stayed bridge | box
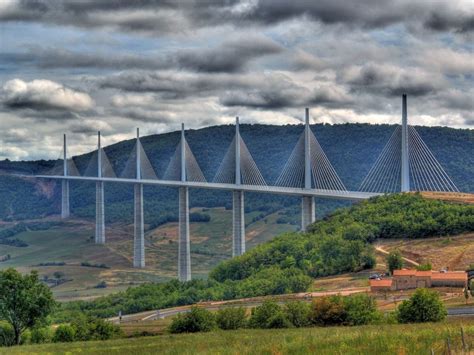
[33,95,459,281]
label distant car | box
[369,274,380,280]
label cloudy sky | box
[0,0,473,160]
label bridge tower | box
[301,108,315,231]
[95,131,105,244]
[133,128,145,268]
[233,117,245,256]
[61,134,70,219]
[401,94,410,192]
[178,123,191,281]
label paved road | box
[447,307,474,316]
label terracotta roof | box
[414,271,432,277]
[370,279,393,287]
[393,269,417,276]
[431,271,467,281]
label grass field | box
[0,208,296,300]
[4,320,474,354]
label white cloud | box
[2,79,94,112]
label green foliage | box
[248,301,292,329]
[284,301,311,328]
[310,296,347,326]
[168,306,216,334]
[0,322,15,347]
[343,294,381,326]
[0,268,55,344]
[52,325,75,343]
[416,262,432,271]
[397,288,447,323]
[387,251,404,275]
[30,327,53,344]
[215,307,247,330]
[54,194,473,322]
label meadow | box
[4,320,474,354]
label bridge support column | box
[178,186,191,281]
[232,190,245,257]
[401,94,410,192]
[95,182,105,244]
[61,180,70,219]
[133,183,145,268]
[301,196,315,231]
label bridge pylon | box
[61,133,70,219]
[133,128,145,268]
[178,124,191,281]
[233,117,245,257]
[302,108,315,231]
[95,131,106,244]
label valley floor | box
[4,320,474,355]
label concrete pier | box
[178,186,191,281]
[301,195,315,231]
[232,190,245,256]
[133,128,145,268]
[301,108,315,231]
[133,183,145,268]
[95,181,105,244]
[61,134,70,219]
[61,180,70,219]
[95,132,105,244]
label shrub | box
[416,262,432,271]
[248,301,291,329]
[168,306,215,333]
[387,251,404,275]
[284,301,311,327]
[0,322,15,347]
[89,318,122,340]
[53,324,76,343]
[310,296,346,326]
[30,327,53,344]
[216,307,247,330]
[344,294,380,326]
[397,288,447,323]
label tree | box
[248,301,291,329]
[53,324,75,343]
[310,296,347,326]
[168,306,215,333]
[0,268,55,344]
[344,294,380,325]
[397,288,447,323]
[464,287,470,305]
[216,307,247,330]
[387,251,404,275]
[284,301,310,327]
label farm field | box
[0,207,296,301]
[4,320,474,355]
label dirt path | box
[375,246,420,266]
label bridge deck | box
[33,175,382,200]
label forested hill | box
[0,123,473,222]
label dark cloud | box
[346,63,441,97]
[1,35,281,73]
[1,0,472,35]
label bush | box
[344,294,380,326]
[284,301,311,327]
[168,307,215,333]
[53,324,76,343]
[397,288,447,323]
[310,296,347,326]
[0,322,15,347]
[30,327,53,344]
[89,318,122,340]
[416,262,432,271]
[248,301,291,329]
[216,307,247,330]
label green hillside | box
[54,194,474,320]
[1,123,473,225]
